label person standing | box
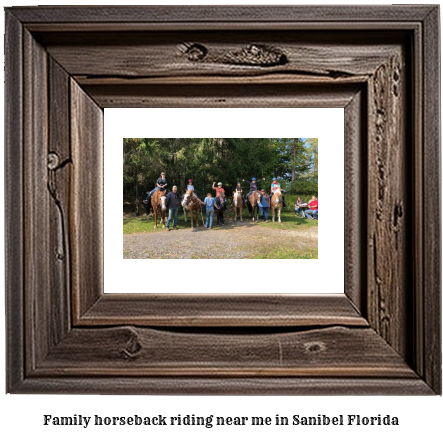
[215,193,226,225]
[259,189,270,222]
[201,193,216,229]
[305,195,318,220]
[165,186,182,230]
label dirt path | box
[123,217,318,259]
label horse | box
[270,188,283,223]
[247,190,261,221]
[151,189,167,228]
[182,190,201,228]
[232,191,244,222]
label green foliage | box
[286,179,318,199]
[123,138,318,201]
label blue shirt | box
[204,197,216,210]
[259,195,269,208]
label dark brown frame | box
[5,6,441,394]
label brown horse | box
[182,190,201,228]
[247,190,261,221]
[232,191,244,222]
[151,189,167,228]
[270,188,283,223]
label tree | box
[306,138,318,178]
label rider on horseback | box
[243,177,265,205]
[187,179,202,202]
[143,171,168,215]
[232,181,245,206]
[269,177,287,207]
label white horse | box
[232,191,244,222]
[181,190,201,227]
[270,188,283,223]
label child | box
[269,177,287,207]
[243,177,265,204]
[212,181,225,197]
[201,193,216,229]
[232,181,244,205]
[215,193,226,225]
[187,178,200,200]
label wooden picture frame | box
[5,5,441,394]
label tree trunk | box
[291,138,298,182]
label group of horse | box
[232,189,283,223]
[148,188,284,229]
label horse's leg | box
[240,207,243,222]
[278,207,282,223]
[196,208,199,227]
[191,209,194,228]
[272,207,275,222]
[154,208,158,228]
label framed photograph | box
[109,108,341,295]
[5,5,440,394]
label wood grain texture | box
[35,326,415,378]
[8,5,436,23]
[5,10,24,393]
[422,6,441,394]
[344,90,366,314]
[13,377,434,396]
[48,57,72,346]
[83,83,361,108]
[79,294,367,327]
[4,5,441,394]
[23,29,50,372]
[70,80,104,321]
[366,50,409,358]
[41,32,403,80]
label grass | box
[252,246,318,259]
[123,193,318,235]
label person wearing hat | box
[270,177,287,207]
[186,178,200,200]
[212,181,225,197]
[212,182,226,211]
[243,177,265,205]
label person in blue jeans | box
[143,171,168,214]
[201,193,216,229]
[259,189,270,221]
[165,186,182,230]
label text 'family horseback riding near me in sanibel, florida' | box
[123,138,318,260]
[42,413,399,428]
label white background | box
[1,1,442,437]
[106,108,343,293]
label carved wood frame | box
[5,6,441,394]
